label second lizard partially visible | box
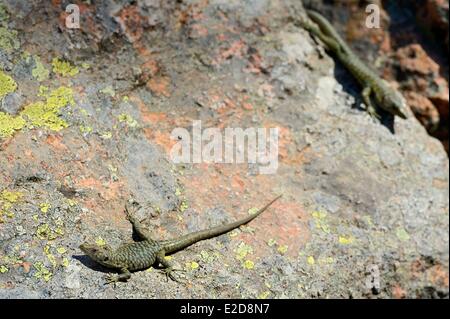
[80,195,281,283]
[300,9,409,120]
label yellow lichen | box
[0,70,17,100]
[247,207,259,215]
[31,56,50,82]
[100,85,115,97]
[187,261,199,270]
[95,237,106,246]
[118,113,138,128]
[307,256,315,265]
[338,235,354,245]
[258,291,270,299]
[52,58,79,77]
[0,190,22,222]
[312,210,331,233]
[36,223,62,240]
[62,258,69,267]
[235,242,253,260]
[243,259,254,269]
[277,244,288,255]
[0,26,19,54]
[33,262,52,281]
[20,86,74,131]
[267,238,277,247]
[395,227,410,242]
[1,190,22,203]
[40,202,51,214]
[0,265,8,273]
[0,112,26,138]
[179,200,188,213]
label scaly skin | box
[301,10,409,120]
[79,195,281,284]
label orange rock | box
[404,91,440,131]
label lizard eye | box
[103,257,109,261]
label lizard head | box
[379,85,409,119]
[79,243,115,268]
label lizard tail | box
[305,9,353,55]
[162,195,282,255]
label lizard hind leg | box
[156,251,186,283]
[362,87,381,120]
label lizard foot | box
[104,273,119,285]
[159,267,186,283]
[367,105,381,121]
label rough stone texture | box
[0,0,448,299]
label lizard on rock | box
[80,195,281,284]
[300,9,409,120]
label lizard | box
[79,195,281,284]
[299,9,409,120]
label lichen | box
[33,261,52,282]
[338,235,354,245]
[39,203,51,213]
[243,260,255,269]
[31,56,50,82]
[179,200,188,213]
[312,210,331,233]
[0,70,17,100]
[95,237,106,246]
[0,112,26,138]
[0,190,22,223]
[235,242,253,260]
[258,291,270,299]
[187,261,199,270]
[277,244,288,255]
[35,223,63,240]
[20,86,74,131]
[100,85,115,97]
[52,58,79,77]
[395,227,410,241]
[0,26,19,54]
[118,113,138,128]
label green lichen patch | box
[31,56,50,82]
[0,69,17,100]
[117,113,138,128]
[235,242,253,260]
[0,26,19,54]
[52,58,79,77]
[0,111,26,138]
[20,86,74,131]
[0,190,22,223]
[0,4,9,25]
[243,259,255,269]
[33,261,52,282]
[35,222,64,240]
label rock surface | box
[0,0,448,298]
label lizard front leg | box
[105,267,131,284]
[125,200,154,241]
[155,251,185,283]
[362,86,381,120]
